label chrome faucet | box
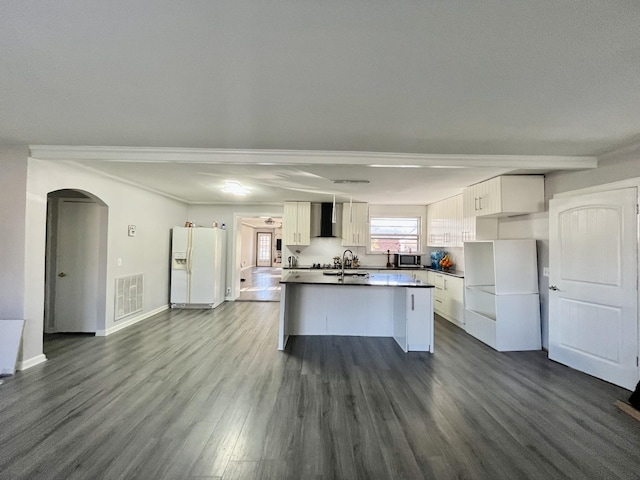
[341,249,353,280]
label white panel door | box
[549,188,638,390]
[54,200,100,332]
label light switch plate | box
[128,225,136,237]
[543,267,549,277]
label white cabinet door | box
[297,202,311,245]
[283,202,299,245]
[427,201,443,246]
[463,183,479,217]
[479,176,501,216]
[283,202,310,245]
[464,176,544,218]
[406,288,432,352]
[444,275,464,324]
[432,273,445,315]
[342,203,368,246]
[413,270,430,284]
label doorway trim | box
[44,189,109,335]
[231,211,283,301]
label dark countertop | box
[281,265,465,278]
[422,267,465,278]
[280,271,434,288]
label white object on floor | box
[0,320,25,375]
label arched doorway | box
[44,190,108,347]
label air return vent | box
[115,273,143,320]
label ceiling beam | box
[29,146,597,170]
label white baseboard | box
[96,304,169,336]
[16,353,47,371]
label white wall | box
[0,147,29,372]
[187,204,284,298]
[22,158,188,366]
[0,146,28,320]
[499,146,640,349]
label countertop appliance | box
[170,227,226,308]
[394,253,421,268]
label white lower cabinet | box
[405,288,433,352]
[430,272,464,327]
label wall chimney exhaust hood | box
[310,202,343,238]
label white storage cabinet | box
[342,202,368,247]
[283,201,311,245]
[463,175,544,218]
[428,194,497,247]
[428,271,465,326]
[463,240,541,351]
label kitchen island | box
[278,271,434,353]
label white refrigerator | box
[170,227,226,308]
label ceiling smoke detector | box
[332,179,370,184]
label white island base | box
[278,280,434,353]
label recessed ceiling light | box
[368,164,423,168]
[332,179,370,184]
[221,181,250,195]
[427,165,469,169]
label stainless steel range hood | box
[310,202,343,238]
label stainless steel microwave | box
[394,254,421,268]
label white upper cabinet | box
[463,175,544,218]
[427,195,462,247]
[283,201,311,245]
[342,203,368,246]
[428,195,497,247]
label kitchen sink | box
[322,270,368,277]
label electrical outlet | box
[543,267,549,277]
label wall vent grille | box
[115,273,143,320]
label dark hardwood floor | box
[1,303,639,479]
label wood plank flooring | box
[238,267,281,302]
[1,302,639,479]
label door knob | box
[58,272,67,277]
[549,285,559,291]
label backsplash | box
[283,238,389,268]
[282,238,464,272]
[426,247,464,272]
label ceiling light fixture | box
[332,179,370,184]
[332,195,337,223]
[264,217,275,225]
[368,164,422,168]
[221,181,250,196]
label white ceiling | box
[4,1,640,204]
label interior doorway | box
[44,190,108,354]
[237,216,282,301]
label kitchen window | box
[370,217,420,253]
